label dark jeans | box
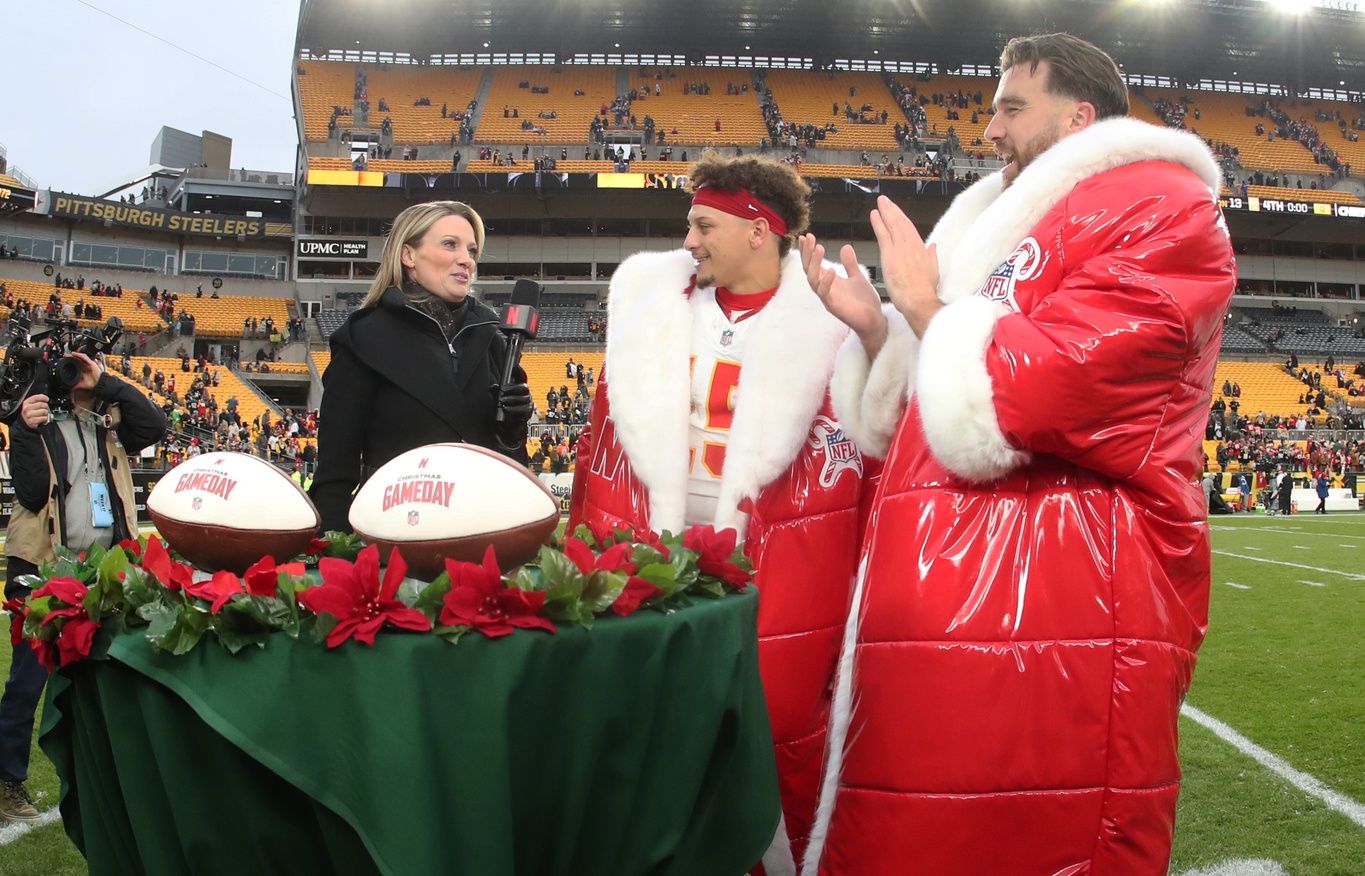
[0,558,48,783]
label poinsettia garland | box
[5,522,753,668]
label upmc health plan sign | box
[296,239,370,259]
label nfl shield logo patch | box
[191,497,203,510]
[806,415,863,487]
[976,236,1042,311]
[407,510,420,526]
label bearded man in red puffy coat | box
[569,153,879,874]
[798,33,1236,876]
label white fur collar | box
[604,249,850,535]
[929,117,1222,304]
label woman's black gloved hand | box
[496,381,534,423]
[492,366,533,451]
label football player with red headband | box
[569,151,880,874]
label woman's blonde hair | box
[360,200,486,308]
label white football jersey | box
[685,287,767,526]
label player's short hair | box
[1000,32,1130,120]
[687,151,812,257]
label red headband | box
[690,187,789,236]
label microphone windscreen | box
[510,278,542,309]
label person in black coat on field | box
[310,201,533,533]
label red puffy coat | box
[807,119,1237,876]
[570,249,879,872]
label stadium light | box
[1266,0,1312,13]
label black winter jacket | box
[310,287,529,533]
[9,372,166,558]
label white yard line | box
[1258,528,1365,540]
[1297,580,1327,588]
[1211,550,1365,580]
[1174,860,1288,876]
[1223,581,1252,590]
[1182,704,1365,830]
[0,807,62,846]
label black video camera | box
[0,317,123,422]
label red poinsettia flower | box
[588,518,646,549]
[185,570,245,614]
[683,525,750,589]
[303,538,331,556]
[32,576,88,605]
[636,529,671,562]
[141,537,194,592]
[611,577,664,617]
[4,598,26,648]
[31,577,100,669]
[561,538,639,577]
[27,637,55,672]
[298,545,431,647]
[118,538,143,559]
[441,545,556,638]
[241,556,305,598]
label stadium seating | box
[1246,185,1362,206]
[1245,323,1365,357]
[132,356,308,448]
[1221,326,1268,353]
[523,350,603,415]
[1141,88,1327,177]
[477,66,617,145]
[762,70,903,151]
[297,60,358,141]
[299,61,484,146]
[362,65,484,145]
[1240,306,1331,325]
[1260,96,1365,177]
[1212,361,1324,419]
[316,309,350,339]
[0,277,165,333]
[898,74,995,147]
[624,68,768,147]
[174,294,294,338]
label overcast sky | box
[6,0,301,197]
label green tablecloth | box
[40,589,778,876]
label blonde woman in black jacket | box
[310,201,533,533]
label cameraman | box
[0,351,165,823]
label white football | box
[147,452,321,573]
[349,443,558,578]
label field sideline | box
[0,512,1361,874]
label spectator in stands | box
[311,201,533,532]
[569,151,878,872]
[800,33,1235,874]
[1,350,165,824]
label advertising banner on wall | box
[34,191,267,238]
[297,239,371,259]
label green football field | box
[0,512,1361,875]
